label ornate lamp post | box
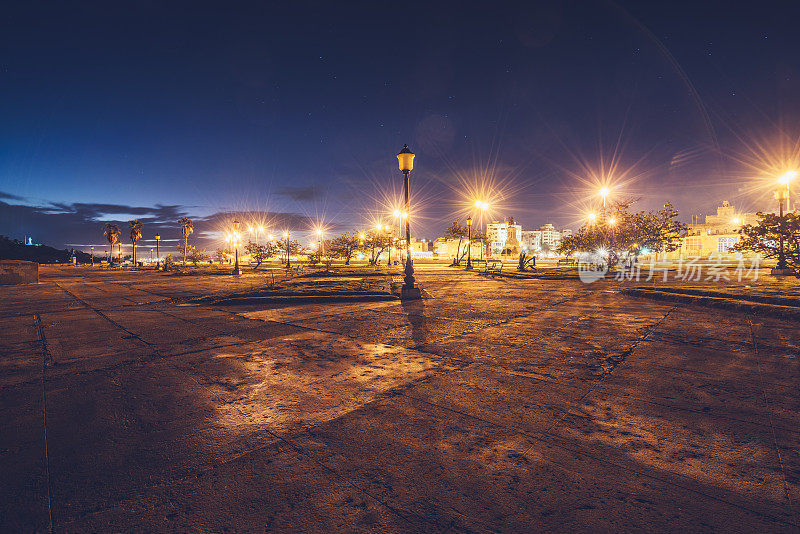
[232,220,241,275]
[397,144,421,299]
[155,234,161,270]
[466,216,473,270]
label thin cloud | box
[0,191,26,201]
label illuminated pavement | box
[1,266,798,532]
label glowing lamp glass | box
[397,144,415,172]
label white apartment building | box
[486,218,521,255]
[538,224,571,251]
[520,230,541,251]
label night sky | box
[2,0,800,252]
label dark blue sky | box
[2,0,800,251]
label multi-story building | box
[520,230,541,251]
[482,218,572,256]
[486,217,522,255]
[433,238,482,260]
[677,200,759,258]
[538,223,562,251]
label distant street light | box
[599,187,611,222]
[397,144,420,299]
[155,234,161,270]
[249,225,263,245]
[90,246,94,266]
[284,231,291,268]
[232,220,241,275]
[587,212,597,223]
[474,200,488,260]
[774,171,796,272]
[316,228,324,258]
[466,215,473,270]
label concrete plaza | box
[1,265,798,532]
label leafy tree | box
[280,239,302,264]
[214,247,229,264]
[558,199,686,268]
[445,219,468,265]
[186,246,209,265]
[178,217,193,265]
[329,232,361,265]
[732,212,799,269]
[365,231,392,265]
[128,219,143,265]
[103,223,121,264]
[470,228,487,261]
[244,240,278,269]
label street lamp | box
[90,246,94,266]
[774,171,795,272]
[397,144,420,299]
[599,186,610,206]
[474,200,488,260]
[316,228,324,259]
[466,216,473,270]
[155,234,161,270]
[599,187,611,224]
[587,212,597,224]
[232,220,241,275]
[284,231,291,268]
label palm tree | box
[178,217,193,265]
[104,223,121,265]
[129,219,143,266]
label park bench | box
[469,258,486,270]
[557,258,576,265]
[483,259,502,275]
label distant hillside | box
[0,235,91,264]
